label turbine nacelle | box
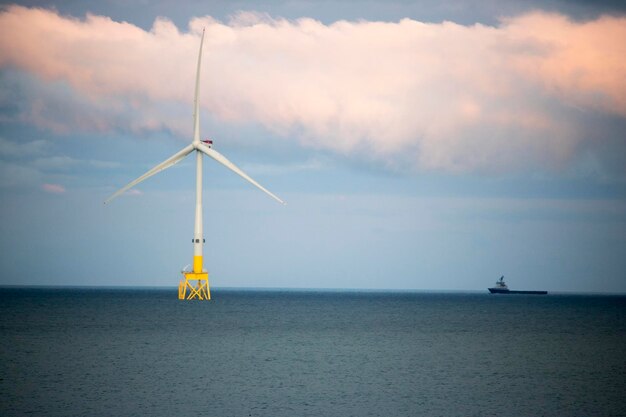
[201,139,213,148]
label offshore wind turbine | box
[105,29,285,300]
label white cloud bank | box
[0,6,625,174]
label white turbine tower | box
[105,29,285,300]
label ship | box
[488,276,547,295]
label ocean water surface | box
[1,288,624,417]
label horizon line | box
[1,284,624,296]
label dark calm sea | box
[1,288,624,417]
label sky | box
[0,0,625,292]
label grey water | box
[1,288,624,417]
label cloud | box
[0,137,121,189]
[31,155,121,171]
[0,137,48,157]
[41,183,66,193]
[242,158,325,176]
[0,6,625,175]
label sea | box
[1,288,624,417]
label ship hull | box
[488,288,547,295]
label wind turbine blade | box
[192,28,205,144]
[196,143,285,205]
[104,144,194,204]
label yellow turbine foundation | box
[178,256,211,300]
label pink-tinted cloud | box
[504,13,626,115]
[0,6,625,174]
[41,183,66,194]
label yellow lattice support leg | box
[178,280,186,300]
[180,271,211,300]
